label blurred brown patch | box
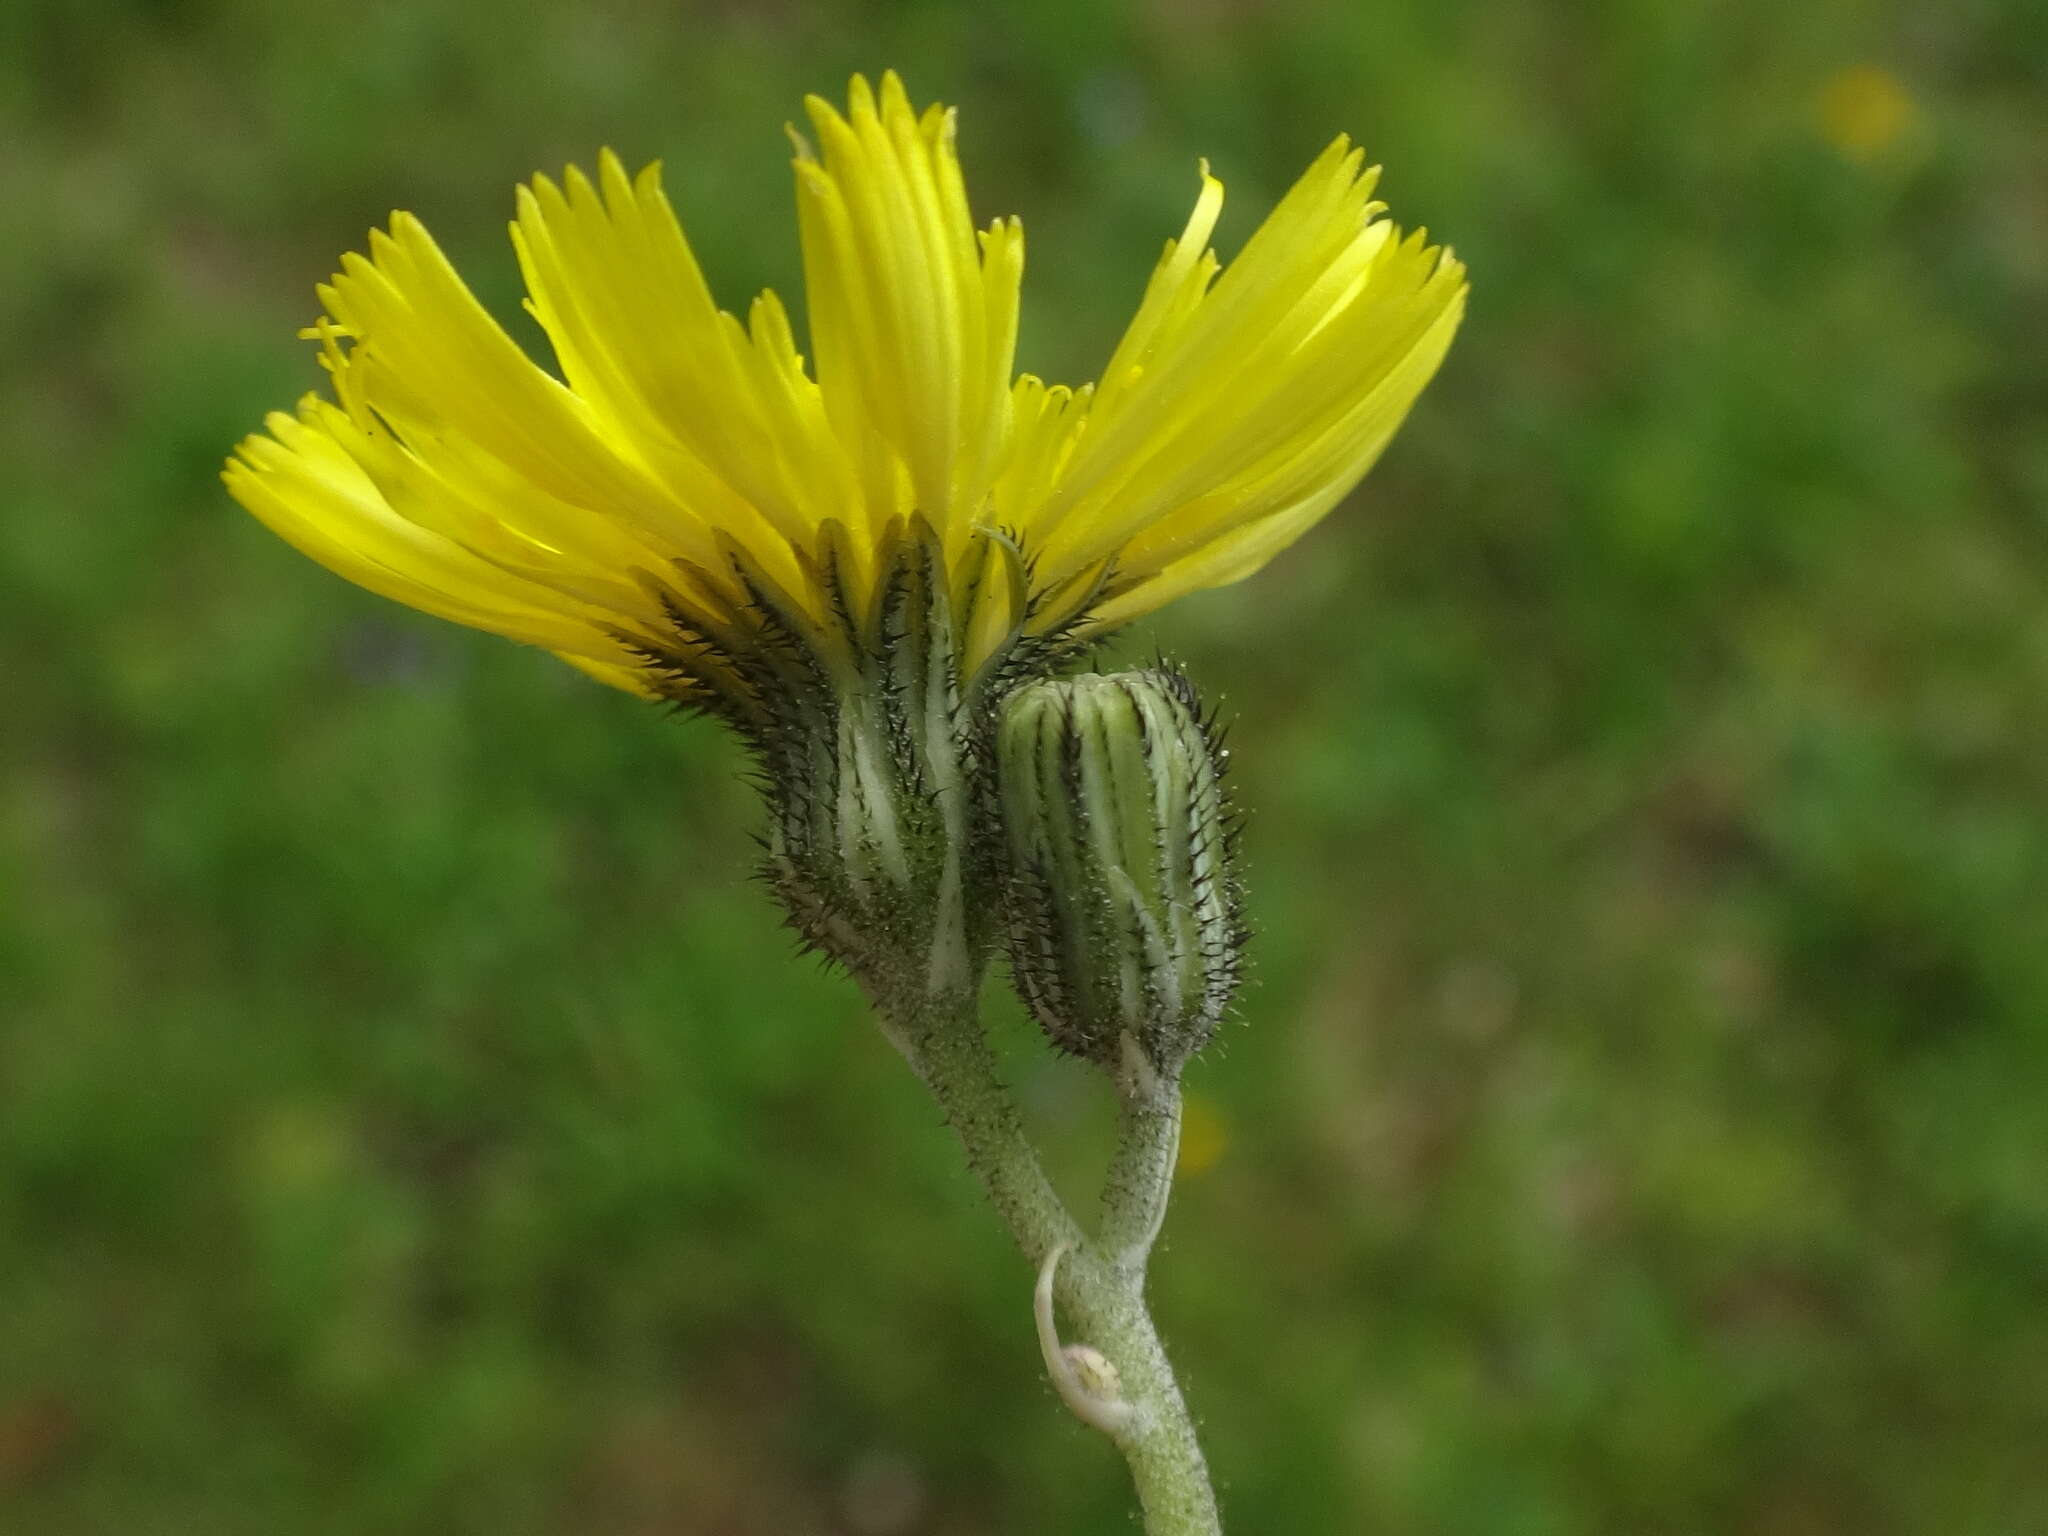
[0,1392,79,1491]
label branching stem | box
[892,990,1222,1535]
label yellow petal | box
[792,71,1022,545]
[1030,142,1466,615]
[226,80,1468,696]
[223,407,644,672]
[510,153,857,564]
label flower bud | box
[994,668,1244,1071]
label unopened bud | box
[994,668,1244,1071]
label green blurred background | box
[5,1,2046,1531]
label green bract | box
[995,669,1244,1072]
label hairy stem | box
[1099,1033,1184,1272]
[894,992,1222,1535]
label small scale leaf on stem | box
[1035,1242,1142,1438]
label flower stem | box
[895,991,1223,1535]
[1099,1034,1184,1273]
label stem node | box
[1035,1242,1142,1438]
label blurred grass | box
[4,0,2047,1531]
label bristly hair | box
[989,663,1249,1072]
[612,516,1130,991]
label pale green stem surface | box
[893,991,1222,1536]
[1100,1039,1184,1273]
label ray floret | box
[225,70,1466,704]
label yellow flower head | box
[224,72,1466,704]
[1816,64,1918,163]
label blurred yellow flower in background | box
[1816,64,1918,162]
[224,72,1465,701]
[1176,1091,1230,1178]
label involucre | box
[994,668,1245,1073]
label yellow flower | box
[1816,64,1917,163]
[1176,1092,1230,1179]
[225,72,1466,701]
